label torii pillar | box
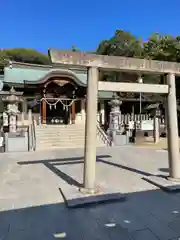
[145,73,180,187]
[83,67,98,193]
[166,73,180,180]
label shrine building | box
[0,49,158,126]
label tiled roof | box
[3,66,88,85]
[3,65,115,99]
[4,67,49,83]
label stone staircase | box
[35,124,106,150]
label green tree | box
[97,29,143,57]
[3,48,50,65]
[143,33,180,62]
[0,50,8,69]
[143,33,180,101]
[96,29,143,83]
[97,31,142,79]
[96,30,143,100]
[72,45,80,52]
[96,30,169,101]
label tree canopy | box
[97,30,143,58]
[0,48,50,67]
[1,31,180,68]
[72,45,80,52]
[143,33,180,62]
[0,30,180,83]
[96,30,180,83]
[97,30,180,62]
[0,50,8,68]
[1,31,180,67]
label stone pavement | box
[1,147,180,239]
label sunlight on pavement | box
[53,232,66,238]
[172,210,179,214]
[105,223,116,228]
[124,220,131,224]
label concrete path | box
[1,147,180,239]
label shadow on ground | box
[18,155,111,188]
[18,154,153,188]
[1,188,180,239]
[0,155,176,239]
[159,168,169,173]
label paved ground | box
[1,147,180,239]
[135,137,167,149]
[135,137,180,150]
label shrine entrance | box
[41,98,75,125]
[24,69,86,125]
[39,75,84,124]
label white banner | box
[141,120,154,131]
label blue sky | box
[1,0,180,53]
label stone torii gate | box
[49,49,180,193]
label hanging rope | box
[41,98,75,110]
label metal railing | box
[28,112,36,151]
[96,121,111,146]
[27,126,31,151]
[32,116,36,151]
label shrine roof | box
[3,61,87,86]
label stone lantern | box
[108,92,122,130]
[146,103,161,143]
[107,93,122,144]
[2,87,23,133]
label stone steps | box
[35,124,105,150]
[36,142,105,150]
[36,138,103,144]
[36,130,85,135]
[36,144,104,151]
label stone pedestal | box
[9,114,17,133]
[2,112,8,127]
[153,117,160,144]
[107,94,123,145]
[6,103,19,133]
